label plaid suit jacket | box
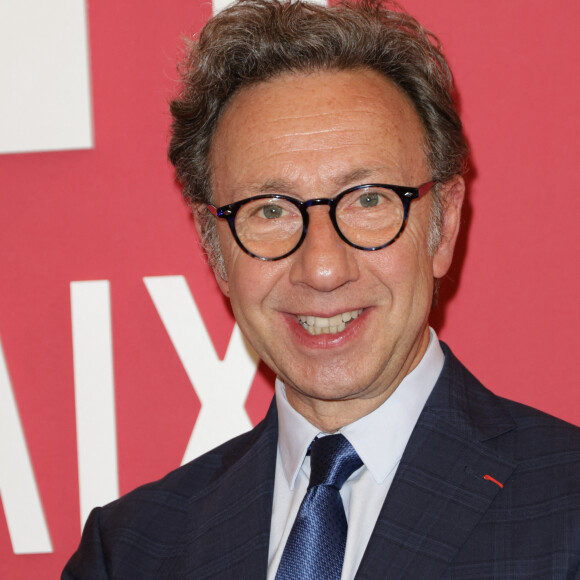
[63,344,580,578]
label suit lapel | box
[356,346,517,578]
[161,401,278,579]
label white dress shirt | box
[267,328,445,580]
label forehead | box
[210,68,429,198]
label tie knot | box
[309,434,362,490]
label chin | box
[287,371,378,402]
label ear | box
[192,203,231,297]
[214,266,230,297]
[432,176,465,279]
[192,203,206,240]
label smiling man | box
[208,68,461,434]
[63,1,580,578]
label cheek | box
[369,234,434,307]
[226,254,284,316]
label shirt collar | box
[275,328,444,488]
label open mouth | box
[297,309,363,335]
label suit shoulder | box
[97,406,276,528]
[499,393,580,429]
[438,343,580,459]
[64,406,277,577]
[496,395,580,458]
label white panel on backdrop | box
[0,0,93,154]
[144,276,259,463]
[212,0,327,14]
[71,281,119,529]
[0,336,52,554]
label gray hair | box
[168,0,469,275]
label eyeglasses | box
[206,181,434,261]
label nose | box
[289,206,359,291]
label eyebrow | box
[259,179,296,195]
[332,168,379,188]
[246,167,387,198]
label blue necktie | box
[275,434,363,580]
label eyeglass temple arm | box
[206,204,220,217]
[417,181,435,198]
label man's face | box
[205,69,463,430]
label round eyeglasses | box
[206,181,434,261]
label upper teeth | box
[297,309,363,335]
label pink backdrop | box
[1,1,579,577]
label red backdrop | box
[1,1,579,577]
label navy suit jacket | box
[63,345,580,578]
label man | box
[63,0,580,578]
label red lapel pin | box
[483,474,504,488]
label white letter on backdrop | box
[0,335,52,554]
[71,281,119,529]
[144,276,259,463]
[0,0,92,154]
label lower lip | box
[284,310,368,350]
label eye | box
[261,204,286,219]
[239,197,301,225]
[357,192,380,208]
